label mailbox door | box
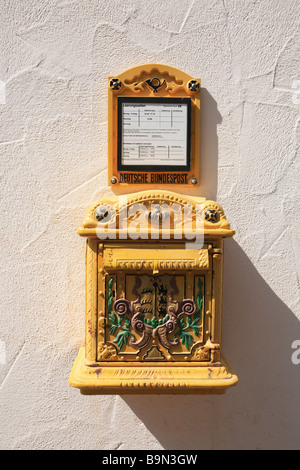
[97,242,214,363]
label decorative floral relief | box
[106,276,203,353]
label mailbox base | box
[69,347,238,395]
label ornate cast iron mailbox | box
[69,65,238,394]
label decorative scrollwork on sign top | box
[120,68,188,95]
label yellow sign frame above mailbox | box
[108,64,200,188]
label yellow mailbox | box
[69,65,238,394]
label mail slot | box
[69,189,238,394]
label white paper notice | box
[121,102,188,167]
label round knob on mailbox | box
[145,208,170,222]
[204,209,219,223]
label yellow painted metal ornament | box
[69,190,238,394]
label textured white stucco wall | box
[0,0,299,450]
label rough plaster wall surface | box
[0,0,299,450]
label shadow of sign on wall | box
[0,80,6,104]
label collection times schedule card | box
[119,100,190,170]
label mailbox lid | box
[102,243,210,271]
